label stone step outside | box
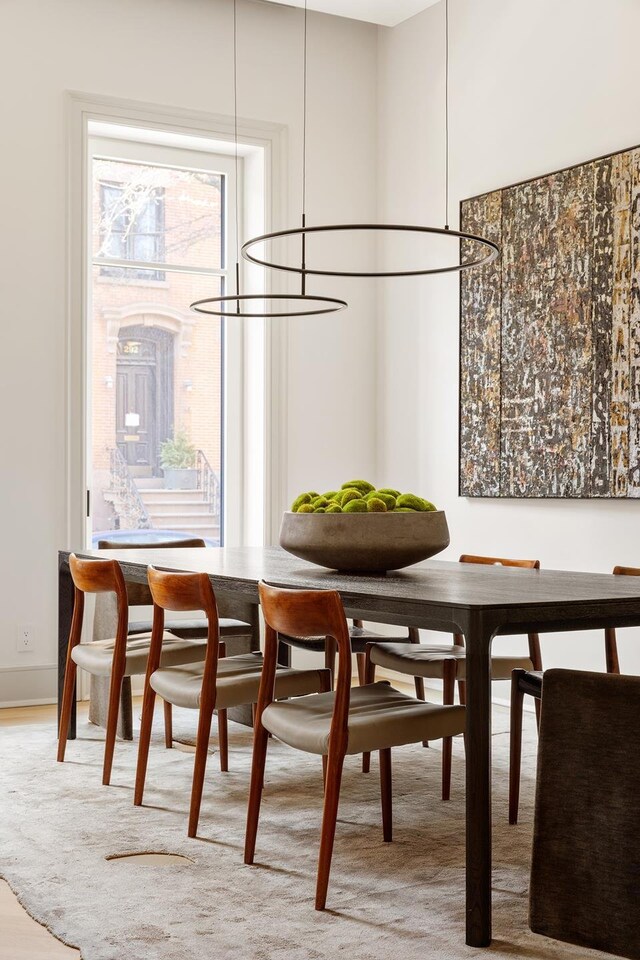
[138,489,207,503]
[144,501,212,515]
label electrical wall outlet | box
[16,625,36,653]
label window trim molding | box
[66,90,290,550]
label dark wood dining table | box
[57,546,640,947]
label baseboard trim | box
[0,663,57,707]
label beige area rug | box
[0,704,610,960]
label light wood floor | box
[1,702,82,958]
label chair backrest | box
[97,537,206,606]
[147,566,217,616]
[459,554,540,569]
[68,553,128,649]
[605,565,640,673]
[146,566,220,687]
[70,553,127,597]
[258,582,352,750]
[530,668,640,958]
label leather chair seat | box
[128,617,252,640]
[281,625,412,655]
[71,632,207,678]
[370,642,533,681]
[261,681,466,756]
[150,652,327,711]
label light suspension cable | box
[190,0,347,318]
[241,0,499,279]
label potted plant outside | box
[160,431,198,490]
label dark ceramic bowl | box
[279,509,450,573]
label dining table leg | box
[463,611,495,947]
[58,557,76,740]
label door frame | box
[66,91,290,550]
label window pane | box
[93,158,223,270]
[89,263,224,547]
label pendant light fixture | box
[190,0,347,318]
[241,0,499,279]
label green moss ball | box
[394,507,419,512]
[297,503,314,513]
[374,492,396,510]
[343,498,368,513]
[396,493,429,511]
[291,492,312,512]
[311,496,329,508]
[313,507,327,513]
[322,491,338,500]
[340,488,363,506]
[326,504,342,513]
[377,487,401,499]
[366,497,387,512]
[422,500,437,511]
[341,479,375,495]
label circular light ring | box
[242,223,499,278]
[190,293,348,318]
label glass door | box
[87,132,240,548]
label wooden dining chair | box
[57,554,210,785]
[94,537,254,744]
[244,582,466,911]
[134,567,330,838]
[363,554,542,798]
[508,563,634,825]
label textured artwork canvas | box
[460,144,640,498]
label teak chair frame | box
[244,582,449,911]
[245,583,354,910]
[57,553,161,785]
[134,567,224,838]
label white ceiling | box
[255,0,440,28]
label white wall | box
[0,0,378,703]
[377,0,640,686]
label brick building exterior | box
[90,158,223,538]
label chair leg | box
[408,628,425,701]
[356,652,366,685]
[218,708,229,772]
[315,748,346,911]
[57,659,78,763]
[362,648,376,773]
[441,658,456,801]
[534,697,541,732]
[103,661,126,786]
[188,702,215,838]
[163,700,173,749]
[509,669,526,825]
[457,679,467,705]
[133,681,157,807]
[324,637,337,689]
[380,748,392,842]
[322,754,328,790]
[244,722,271,865]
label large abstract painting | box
[460,143,640,498]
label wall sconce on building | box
[183,379,193,392]
[105,375,114,389]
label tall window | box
[88,136,239,548]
